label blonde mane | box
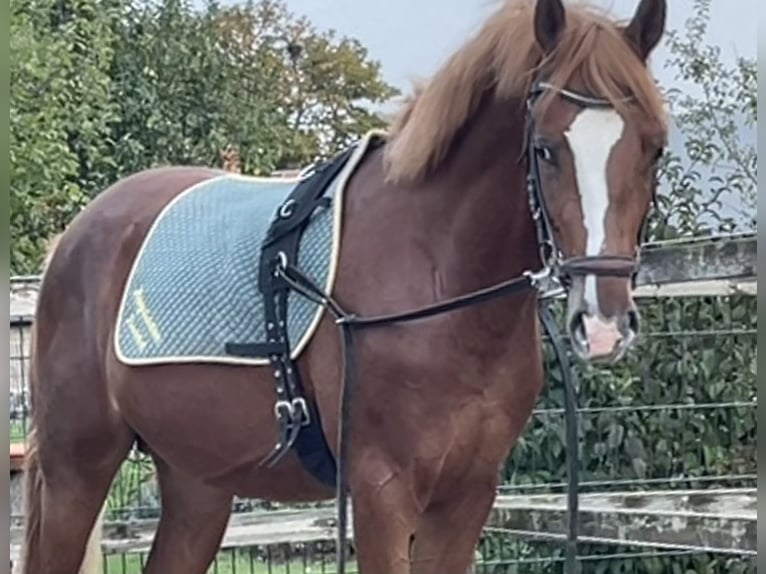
[384,0,667,183]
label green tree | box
[10,0,398,272]
[652,0,757,240]
[203,0,399,169]
[107,0,287,175]
[107,0,398,175]
[10,0,119,273]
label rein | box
[273,261,579,574]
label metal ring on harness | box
[279,199,296,219]
[274,251,289,277]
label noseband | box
[524,81,648,289]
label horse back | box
[35,166,222,353]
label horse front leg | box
[350,450,419,574]
[409,478,497,574]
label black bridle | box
[525,81,648,291]
[269,81,657,574]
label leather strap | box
[559,255,638,278]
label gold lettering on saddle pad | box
[125,315,147,350]
[126,287,162,350]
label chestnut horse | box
[21,0,668,572]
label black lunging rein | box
[270,81,645,574]
[274,259,570,573]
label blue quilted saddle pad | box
[114,137,374,366]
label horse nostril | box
[568,311,583,334]
[627,309,640,334]
[568,311,588,349]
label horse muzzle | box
[560,254,640,363]
[568,308,639,363]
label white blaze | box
[564,108,625,316]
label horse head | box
[526,0,668,362]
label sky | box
[271,0,757,100]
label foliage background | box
[8,0,756,572]
[9,0,398,273]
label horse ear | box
[624,0,667,60]
[534,0,567,54]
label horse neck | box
[404,96,543,360]
[428,96,540,298]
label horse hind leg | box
[142,455,233,574]
[21,426,131,574]
[22,317,134,572]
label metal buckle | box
[524,267,552,287]
[524,267,565,299]
[274,398,311,427]
[274,399,293,421]
[291,397,311,427]
[538,241,556,268]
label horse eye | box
[535,144,555,163]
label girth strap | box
[223,144,370,489]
